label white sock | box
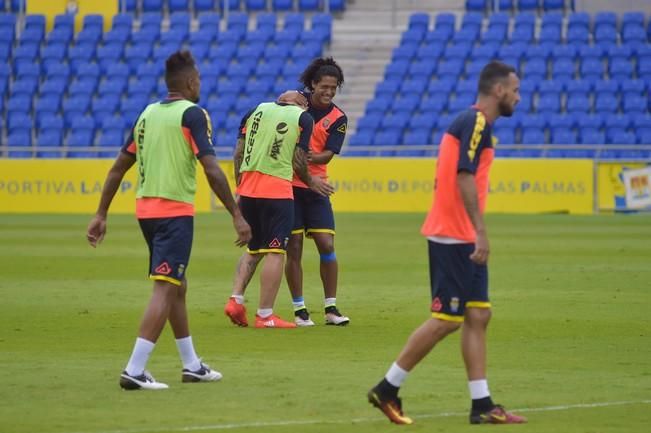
[176,336,202,371]
[385,362,409,387]
[324,297,336,308]
[125,337,155,376]
[257,308,273,318]
[231,295,244,305]
[468,379,491,400]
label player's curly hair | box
[165,50,197,89]
[299,57,344,91]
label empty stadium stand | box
[1,0,650,159]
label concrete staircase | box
[324,0,466,137]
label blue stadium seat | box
[408,13,429,32]
[118,0,137,11]
[391,95,420,113]
[103,29,129,46]
[565,79,592,95]
[521,129,546,144]
[567,27,589,44]
[71,116,96,135]
[580,128,605,144]
[408,113,434,131]
[448,93,475,113]
[551,129,577,144]
[466,0,487,11]
[328,0,346,11]
[142,0,163,12]
[579,58,604,79]
[298,0,319,11]
[35,95,61,117]
[408,59,436,78]
[7,131,33,157]
[272,0,292,11]
[111,12,132,32]
[98,132,123,156]
[403,129,431,146]
[427,77,455,95]
[549,113,576,130]
[608,130,636,144]
[593,79,619,94]
[384,60,409,78]
[81,14,103,31]
[419,95,446,112]
[609,59,633,80]
[543,0,564,11]
[577,113,604,130]
[518,0,539,11]
[53,13,73,31]
[381,112,410,130]
[10,78,38,99]
[437,59,464,77]
[364,96,392,114]
[356,114,383,131]
[636,128,651,144]
[623,95,647,112]
[537,94,560,113]
[595,27,618,44]
[348,131,373,150]
[90,95,118,117]
[7,95,31,113]
[97,76,127,96]
[566,94,591,113]
[416,41,445,59]
[8,112,32,133]
[36,130,64,158]
[594,11,617,30]
[632,113,651,129]
[551,59,575,79]
[622,26,647,43]
[594,93,619,113]
[217,78,244,95]
[69,79,97,96]
[605,114,632,132]
[523,58,547,79]
[373,129,402,147]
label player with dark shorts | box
[368,61,527,425]
[87,51,250,390]
[224,101,334,328]
[280,57,350,327]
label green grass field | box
[1,213,650,433]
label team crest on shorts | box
[155,262,172,275]
[431,297,442,312]
[177,264,186,277]
[269,238,281,248]
[450,297,460,313]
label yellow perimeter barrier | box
[0,158,594,215]
[328,158,593,214]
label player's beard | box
[498,99,514,117]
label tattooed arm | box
[233,137,244,186]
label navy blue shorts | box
[428,240,490,322]
[138,216,193,286]
[292,186,335,237]
[239,196,293,254]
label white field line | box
[63,399,651,433]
